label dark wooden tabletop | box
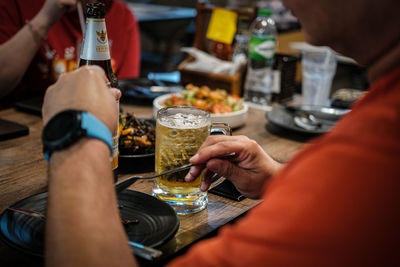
[0,104,307,266]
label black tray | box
[0,190,179,257]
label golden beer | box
[153,107,211,214]
[155,120,209,192]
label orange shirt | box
[169,66,400,266]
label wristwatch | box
[42,109,113,162]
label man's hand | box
[185,135,283,199]
[42,65,120,133]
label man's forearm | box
[0,12,51,96]
[45,138,137,267]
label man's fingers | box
[199,135,249,150]
[75,65,109,87]
[61,0,79,12]
[42,66,110,124]
[190,139,248,165]
[200,169,215,191]
[205,159,250,188]
[83,65,107,80]
[185,165,204,182]
[188,138,249,182]
[110,88,121,101]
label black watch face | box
[43,110,80,142]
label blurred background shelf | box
[123,0,368,97]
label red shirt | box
[169,67,400,266]
[0,0,140,103]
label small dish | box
[153,93,248,129]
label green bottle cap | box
[258,9,272,17]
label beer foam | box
[160,113,210,129]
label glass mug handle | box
[210,122,232,136]
[208,122,232,188]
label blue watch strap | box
[43,111,113,162]
[81,112,113,154]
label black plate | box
[266,105,350,134]
[0,190,179,257]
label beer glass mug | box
[153,106,231,214]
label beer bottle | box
[79,2,119,172]
[79,2,118,87]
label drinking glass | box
[153,106,231,214]
[302,47,337,106]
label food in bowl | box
[163,84,243,114]
[119,113,155,155]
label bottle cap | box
[258,9,272,17]
[86,2,106,17]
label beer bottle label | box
[80,18,111,60]
[112,101,119,170]
[249,36,276,60]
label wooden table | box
[0,104,306,266]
